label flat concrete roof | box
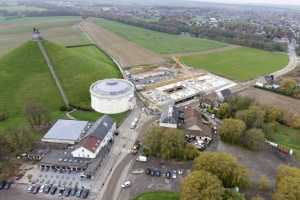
[42,119,89,143]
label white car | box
[39,184,45,193]
[121,181,131,188]
[27,185,33,193]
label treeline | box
[95,13,287,52]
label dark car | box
[70,187,77,196]
[155,170,161,177]
[50,186,57,195]
[165,171,172,179]
[81,189,89,199]
[58,187,65,196]
[145,168,151,175]
[75,187,83,198]
[32,185,40,194]
[63,187,71,197]
[4,181,13,190]
[0,181,6,190]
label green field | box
[44,42,122,107]
[95,18,227,54]
[133,192,180,200]
[0,16,88,57]
[181,47,288,81]
[267,124,300,162]
[0,41,122,132]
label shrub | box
[0,112,8,122]
[242,128,265,150]
[258,175,270,191]
[219,119,246,144]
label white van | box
[136,155,148,162]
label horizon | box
[190,0,300,6]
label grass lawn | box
[43,41,122,108]
[0,16,87,57]
[132,191,180,200]
[95,18,227,54]
[71,110,128,125]
[0,41,64,132]
[267,124,300,162]
[181,47,288,81]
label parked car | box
[70,187,77,196]
[27,185,33,193]
[4,181,13,190]
[150,170,155,176]
[0,181,6,190]
[155,170,161,177]
[165,171,172,179]
[63,187,71,197]
[50,186,57,195]
[39,184,45,193]
[130,117,139,129]
[172,170,177,179]
[81,189,89,199]
[58,187,65,196]
[32,185,40,194]
[76,187,84,198]
[121,181,131,188]
[145,168,152,175]
[43,184,51,194]
[178,169,184,175]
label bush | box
[0,112,8,122]
[251,196,264,200]
[242,128,265,150]
[262,122,278,139]
[59,105,72,112]
[217,103,230,119]
[219,119,246,144]
[284,113,300,129]
[193,152,250,188]
[235,106,265,128]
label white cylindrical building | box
[90,79,136,114]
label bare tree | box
[24,100,50,130]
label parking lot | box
[118,158,192,200]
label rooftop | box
[42,120,90,143]
[90,79,134,96]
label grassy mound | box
[0,40,123,131]
[0,41,63,131]
[95,18,227,54]
[181,47,288,81]
[133,191,180,200]
[43,41,121,107]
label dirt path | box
[238,87,300,115]
[79,21,166,68]
[163,45,240,58]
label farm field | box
[181,47,288,81]
[0,16,88,57]
[80,21,165,67]
[0,5,46,12]
[133,191,180,200]
[44,41,122,108]
[94,18,227,54]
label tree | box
[264,106,283,123]
[5,126,34,154]
[225,96,253,114]
[280,78,297,96]
[285,113,300,129]
[251,196,264,200]
[144,126,199,160]
[223,189,245,200]
[24,100,50,130]
[193,152,250,188]
[236,106,265,128]
[217,103,230,119]
[181,170,224,200]
[242,128,265,150]
[0,135,12,159]
[219,119,246,144]
[273,165,300,200]
[258,175,270,191]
